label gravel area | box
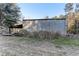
[0,35,79,56]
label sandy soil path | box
[0,35,79,56]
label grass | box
[13,36,79,46]
[15,37,45,44]
[52,37,79,46]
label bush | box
[19,30,29,35]
[19,30,33,37]
[13,30,31,37]
[13,32,23,36]
[52,32,62,39]
[31,32,39,38]
[37,31,61,39]
[38,31,51,39]
[16,29,62,40]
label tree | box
[44,16,49,19]
[64,3,75,34]
[0,3,6,26]
[59,14,65,18]
[75,3,79,33]
[57,14,66,20]
[75,4,79,20]
[0,3,21,33]
[65,3,73,13]
[75,3,79,13]
[52,16,58,19]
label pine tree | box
[0,3,21,33]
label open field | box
[0,35,79,56]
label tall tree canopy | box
[75,3,79,13]
[0,3,21,33]
[75,3,79,19]
[64,3,76,33]
[0,3,21,27]
[65,3,73,13]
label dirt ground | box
[0,35,79,56]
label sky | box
[18,3,65,19]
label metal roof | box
[23,18,66,21]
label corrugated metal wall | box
[23,20,66,35]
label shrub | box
[19,30,29,35]
[16,29,62,40]
[31,32,39,38]
[52,32,62,39]
[38,31,51,39]
[37,31,62,39]
[13,29,31,37]
[13,32,23,36]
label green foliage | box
[65,3,73,13]
[4,15,16,27]
[67,24,76,34]
[0,3,21,33]
[13,32,23,37]
[18,29,62,40]
[19,30,33,37]
[52,15,66,20]
[52,37,79,46]
[0,3,21,27]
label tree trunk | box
[9,28,11,34]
